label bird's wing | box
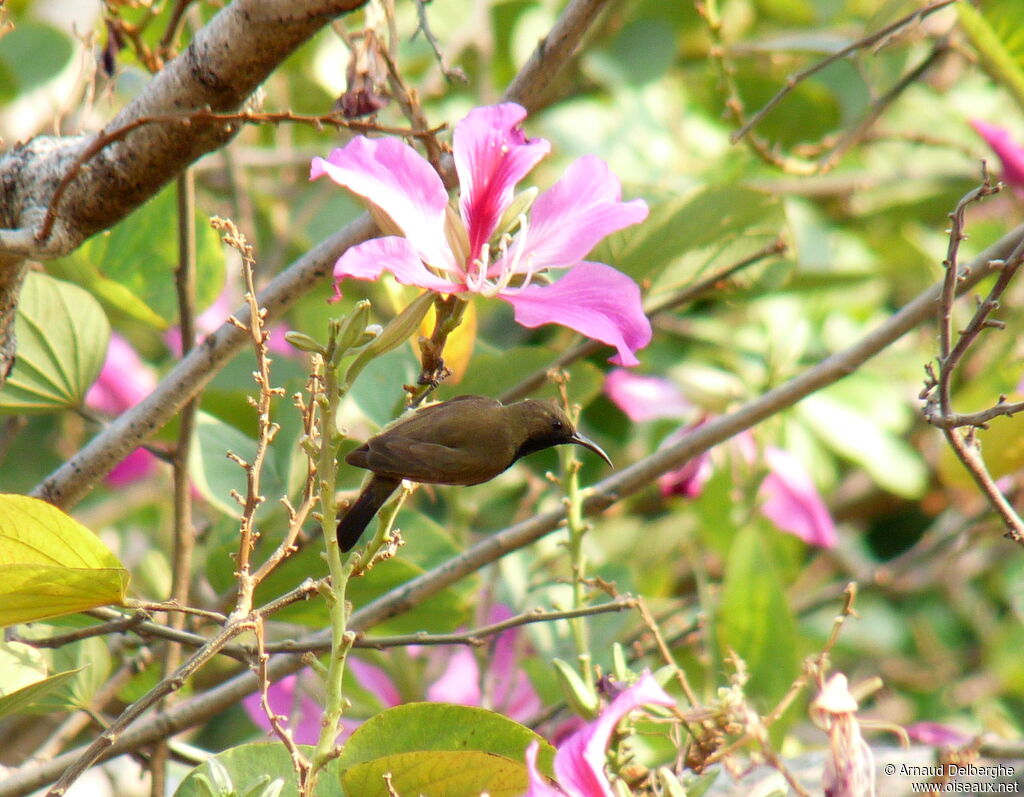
[360,436,504,485]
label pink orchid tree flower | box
[970,119,1024,195]
[245,604,542,743]
[311,103,652,365]
[241,673,323,746]
[524,672,675,797]
[759,446,837,548]
[604,368,693,422]
[165,281,297,358]
[85,333,158,486]
[603,370,836,547]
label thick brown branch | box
[0,0,368,257]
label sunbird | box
[336,395,612,550]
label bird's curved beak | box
[571,433,612,467]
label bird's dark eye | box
[552,419,563,431]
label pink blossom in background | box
[311,103,652,366]
[602,370,836,547]
[603,369,692,422]
[86,334,154,415]
[759,446,837,548]
[85,333,158,485]
[657,424,713,499]
[165,282,297,358]
[245,604,544,743]
[242,673,322,745]
[524,672,675,797]
[970,119,1024,195]
[905,722,974,749]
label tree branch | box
[30,0,614,510]
[7,223,1022,797]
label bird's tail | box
[336,476,401,552]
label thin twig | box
[412,0,467,83]
[7,223,1021,797]
[921,170,1024,544]
[354,598,637,650]
[731,0,957,143]
[35,110,444,245]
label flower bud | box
[552,657,600,720]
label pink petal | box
[525,741,566,796]
[312,136,452,268]
[454,103,550,259]
[554,673,674,797]
[106,448,158,487]
[501,262,651,366]
[487,604,543,721]
[970,119,1024,192]
[242,673,322,745]
[333,236,464,295]
[759,447,837,548]
[511,155,648,272]
[349,658,403,708]
[659,452,712,499]
[604,369,692,422]
[905,722,974,748]
[86,333,156,415]
[426,646,482,705]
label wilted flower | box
[524,672,675,797]
[811,674,876,797]
[311,103,652,365]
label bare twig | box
[921,171,1024,544]
[35,109,442,246]
[731,0,957,144]
[355,598,637,650]
[31,0,605,512]
[412,0,468,83]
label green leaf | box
[0,272,110,413]
[348,347,419,428]
[338,703,555,775]
[0,21,74,95]
[49,183,225,329]
[36,635,112,712]
[717,525,800,706]
[798,393,927,498]
[958,2,1024,111]
[0,640,83,718]
[592,186,786,291]
[440,344,603,407]
[341,750,531,797]
[187,411,292,521]
[0,494,129,626]
[174,743,342,797]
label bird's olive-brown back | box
[345,396,519,485]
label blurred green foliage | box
[1,0,1023,790]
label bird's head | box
[511,399,612,466]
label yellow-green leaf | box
[0,495,129,626]
[958,3,1024,111]
[341,750,529,797]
